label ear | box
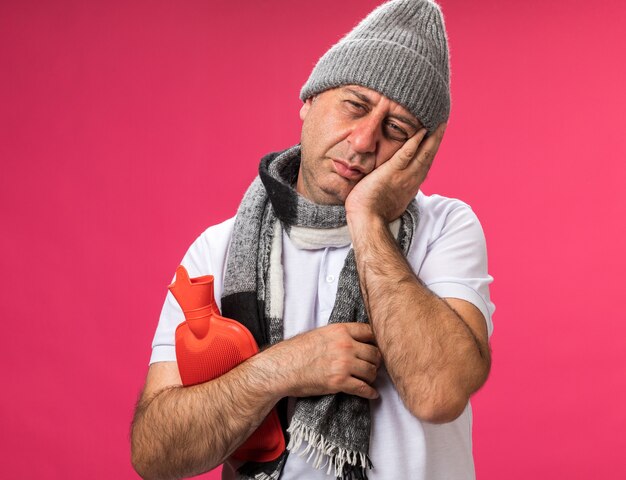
[299,98,313,121]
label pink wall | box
[2,1,625,478]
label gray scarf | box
[221,145,419,480]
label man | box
[131,1,494,479]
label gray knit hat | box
[300,0,450,133]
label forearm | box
[131,355,281,480]
[131,320,383,479]
[349,214,490,423]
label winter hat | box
[300,0,450,132]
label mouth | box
[331,159,365,181]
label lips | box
[332,159,365,181]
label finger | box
[404,122,447,177]
[350,358,379,385]
[394,128,428,170]
[418,123,447,161]
[342,322,376,344]
[433,122,447,142]
[354,342,382,368]
[342,378,379,400]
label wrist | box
[347,210,389,241]
[245,347,286,403]
[246,345,293,401]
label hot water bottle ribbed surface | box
[169,265,285,462]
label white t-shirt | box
[151,191,495,480]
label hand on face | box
[345,122,447,223]
[297,86,447,212]
[297,86,427,206]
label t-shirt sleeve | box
[417,202,495,337]
[149,233,217,364]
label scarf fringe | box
[251,472,280,480]
[287,419,372,479]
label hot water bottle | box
[169,265,285,462]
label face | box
[297,85,422,205]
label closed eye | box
[344,100,368,115]
[384,121,409,142]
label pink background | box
[2,0,625,478]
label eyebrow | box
[343,87,421,131]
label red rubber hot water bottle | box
[168,265,285,462]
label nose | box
[347,116,380,155]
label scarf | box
[221,145,419,479]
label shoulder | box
[195,216,236,249]
[416,190,477,223]
[180,216,236,278]
[414,191,484,247]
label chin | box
[301,172,353,206]
[318,188,349,206]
